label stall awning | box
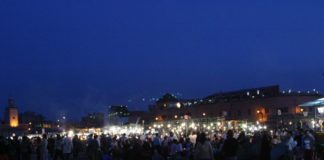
[300,98,324,107]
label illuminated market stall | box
[299,98,324,130]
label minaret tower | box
[5,98,19,127]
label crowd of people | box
[0,128,322,160]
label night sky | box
[0,0,323,120]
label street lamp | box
[257,110,264,122]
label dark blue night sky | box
[0,0,323,120]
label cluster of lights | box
[105,125,143,135]
[148,120,238,135]
[148,118,269,137]
[309,119,324,129]
[246,124,267,132]
[61,130,75,138]
[245,90,265,99]
[282,89,319,95]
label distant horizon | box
[2,83,323,121]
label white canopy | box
[300,98,324,107]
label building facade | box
[148,85,321,127]
[81,112,105,128]
[107,105,130,125]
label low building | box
[81,112,105,128]
[20,111,45,125]
[148,85,321,128]
[107,105,130,125]
[128,111,150,124]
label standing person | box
[237,131,250,160]
[294,129,304,160]
[260,131,271,160]
[20,136,32,160]
[62,135,73,160]
[53,134,64,160]
[72,135,81,160]
[271,135,280,145]
[0,136,9,160]
[120,133,127,144]
[170,139,180,159]
[88,134,100,160]
[161,136,169,159]
[285,131,297,160]
[222,130,239,160]
[152,149,164,160]
[176,138,183,160]
[40,134,48,160]
[36,137,42,160]
[6,138,15,160]
[142,138,153,160]
[184,137,193,160]
[168,132,177,143]
[47,135,55,159]
[194,132,214,160]
[100,135,111,160]
[303,130,315,160]
[12,136,21,160]
[153,133,162,153]
[86,134,93,159]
